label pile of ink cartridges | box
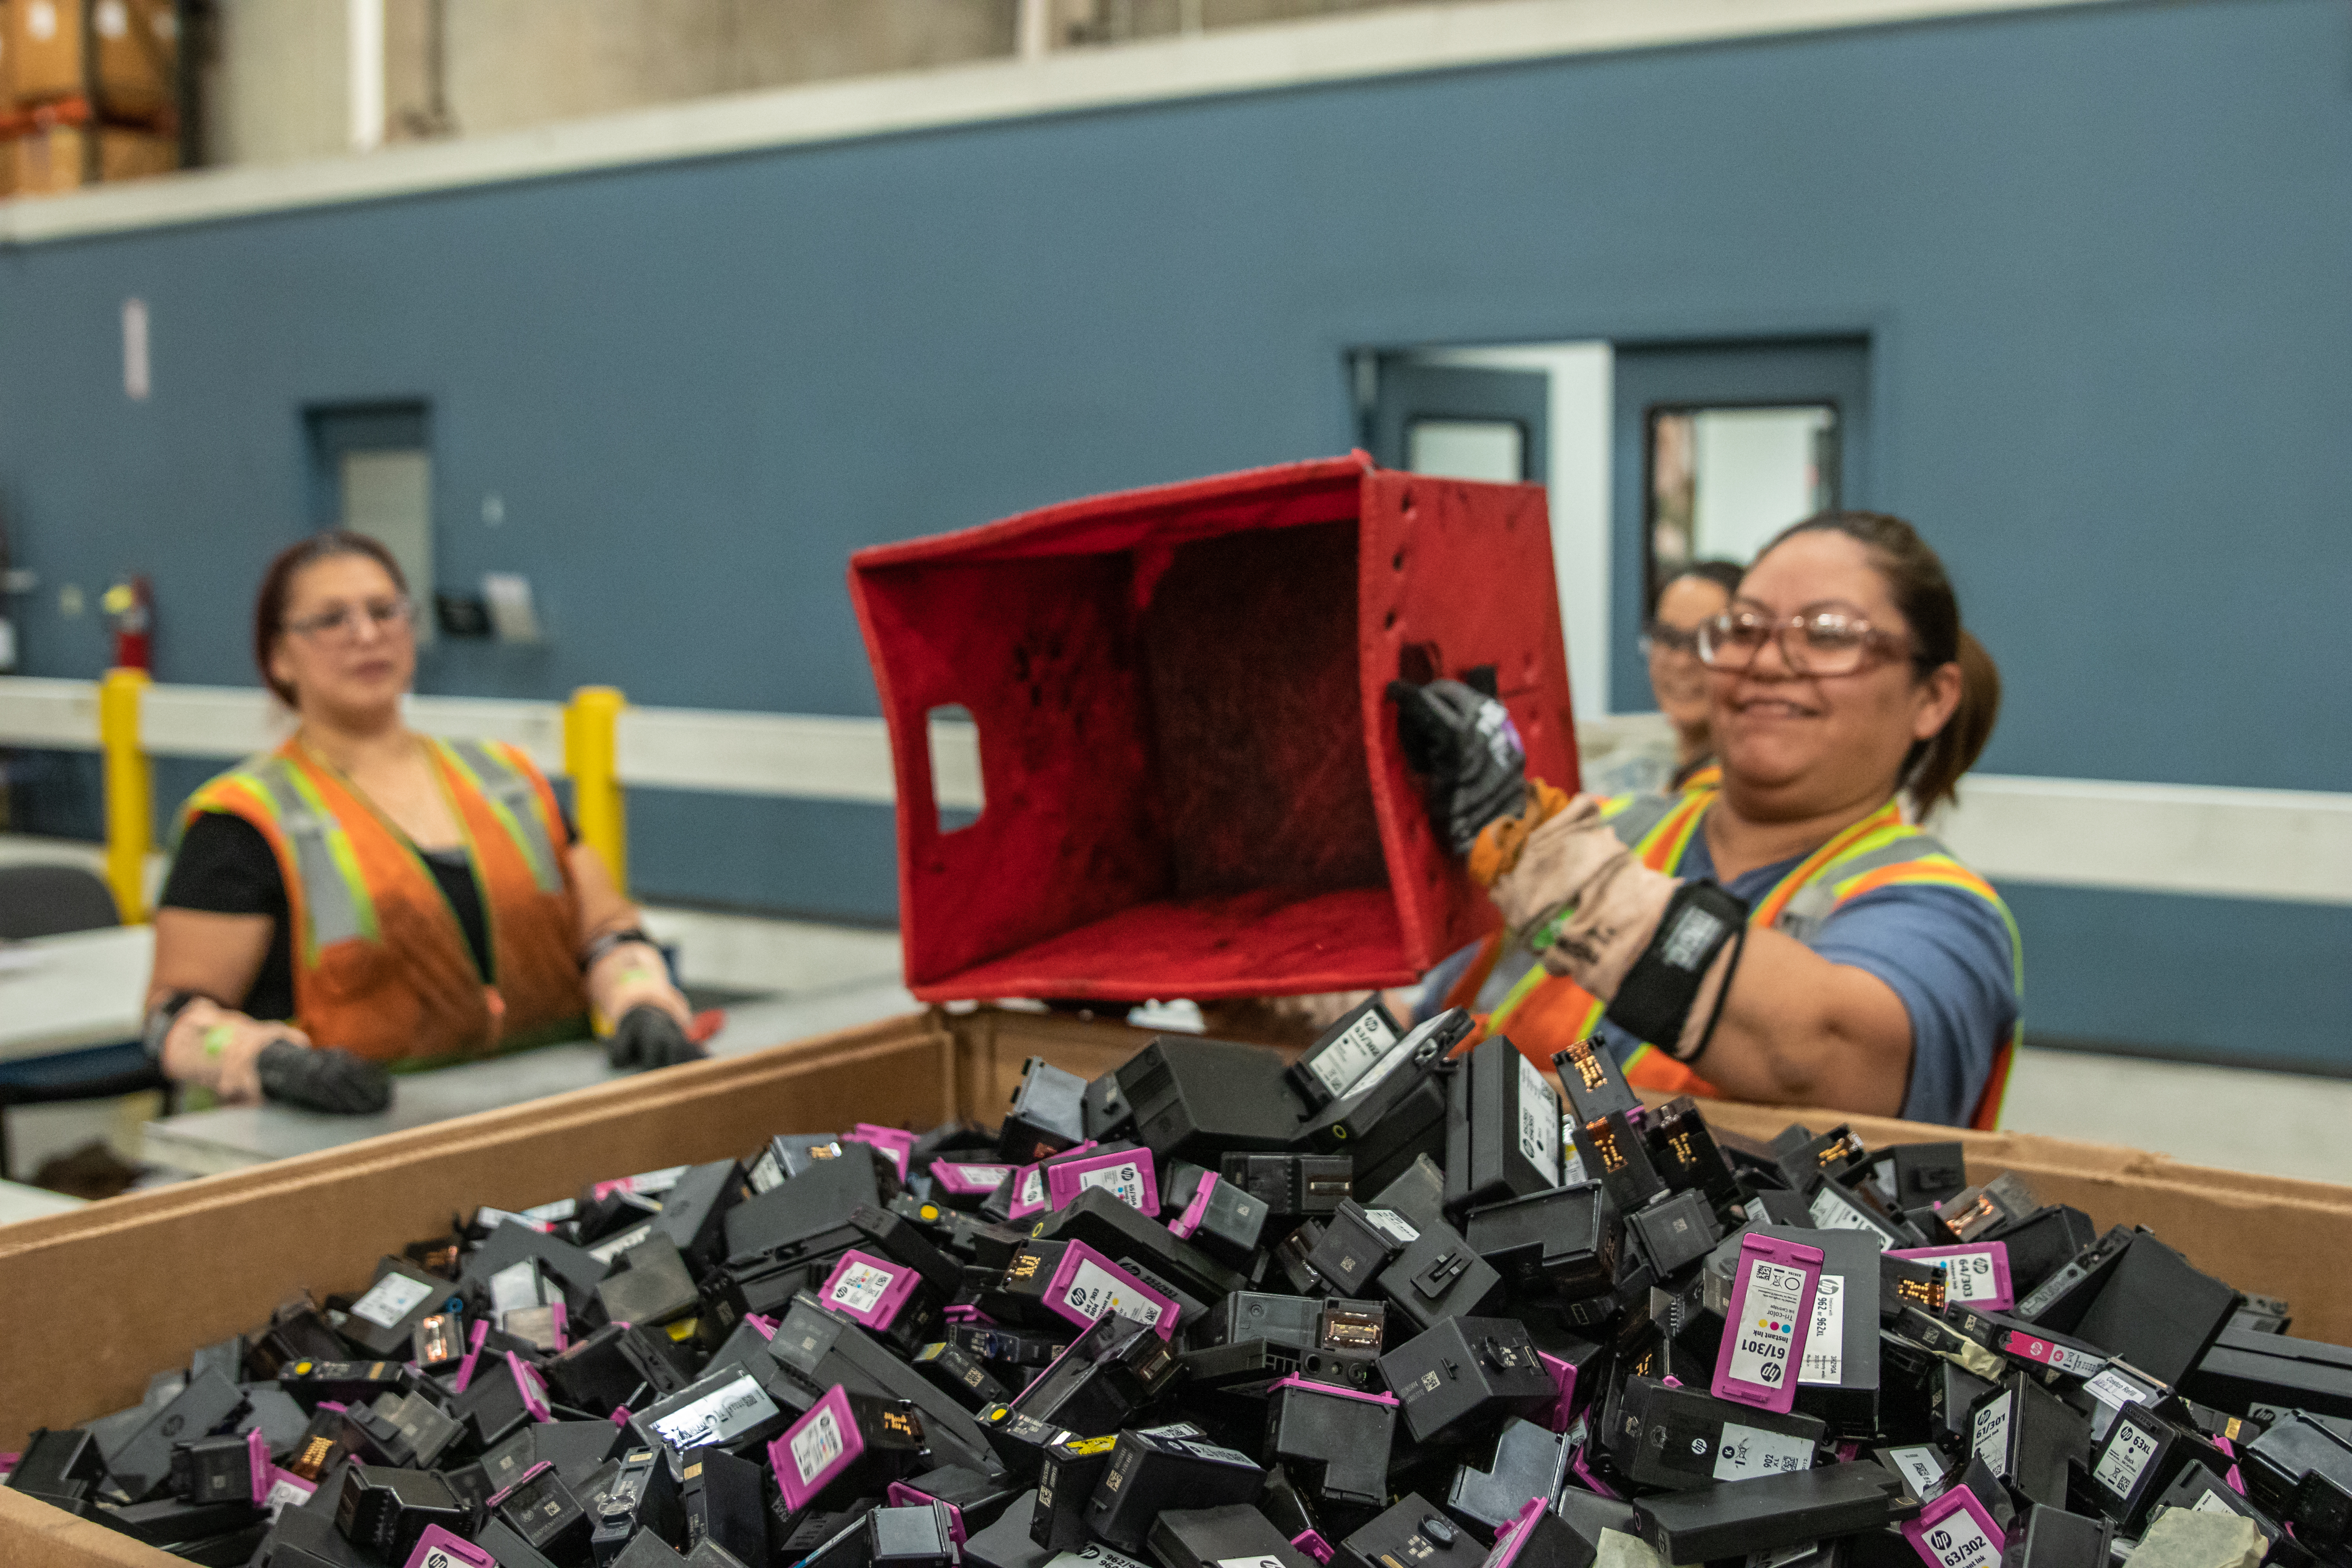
[8,1004,2351,1568]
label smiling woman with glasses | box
[1408,512,2018,1129]
[137,532,701,1114]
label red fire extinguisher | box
[103,575,153,671]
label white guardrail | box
[1,677,2344,905]
[0,676,983,811]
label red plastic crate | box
[849,453,1579,1003]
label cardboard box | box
[8,121,173,194]
[0,1017,956,1496]
[851,455,1581,1004]
[8,0,175,117]
[6,1005,2349,1566]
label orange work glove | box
[1466,777,1573,888]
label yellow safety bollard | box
[565,685,628,895]
[99,667,153,924]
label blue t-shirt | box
[1418,817,2021,1125]
[1602,827,2019,1125]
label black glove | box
[256,1040,393,1115]
[1388,677,1529,856]
[607,1005,704,1072]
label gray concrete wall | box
[198,0,1428,165]
[442,0,1016,135]
[1055,0,1415,44]
[201,0,349,167]
[385,0,454,143]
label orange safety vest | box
[177,737,588,1067]
[1481,782,2022,1131]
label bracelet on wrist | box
[142,990,205,1060]
[580,926,653,974]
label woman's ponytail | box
[1907,627,1999,818]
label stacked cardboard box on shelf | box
[1,0,178,198]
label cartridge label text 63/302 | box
[1919,1514,1999,1568]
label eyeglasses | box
[1695,604,1911,677]
[1639,622,1704,658]
[283,596,413,642]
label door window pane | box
[340,448,436,644]
[1648,403,1836,599]
[1408,417,1526,482]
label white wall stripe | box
[0,0,2121,247]
[347,0,386,155]
[0,676,2336,906]
[1936,775,2352,907]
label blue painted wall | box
[2,0,2346,1060]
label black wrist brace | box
[1604,880,1749,1062]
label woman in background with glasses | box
[1451,512,2018,1127]
[1636,559,1744,794]
[138,532,698,1112]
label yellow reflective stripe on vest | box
[1606,789,1711,869]
[1774,820,1943,942]
[1751,802,1907,927]
[441,739,563,896]
[247,757,379,959]
[1831,855,2025,995]
[1489,951,1574,1034]
[1599,791,1678,844]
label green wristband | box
[203,1023,234,1058]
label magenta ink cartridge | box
[1713,1233,1824,1414]
[1889,1243,2014,1312]
[770,1385,927,1514]
[401,1523,497,1568]
[819,1248,939,1349]
[1044,1146,1159,1216]
[1898,1483,2005,1568]
[991,1239,1180,1340]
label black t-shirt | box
[160,812,527,1022]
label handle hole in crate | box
[926,705,984,834]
